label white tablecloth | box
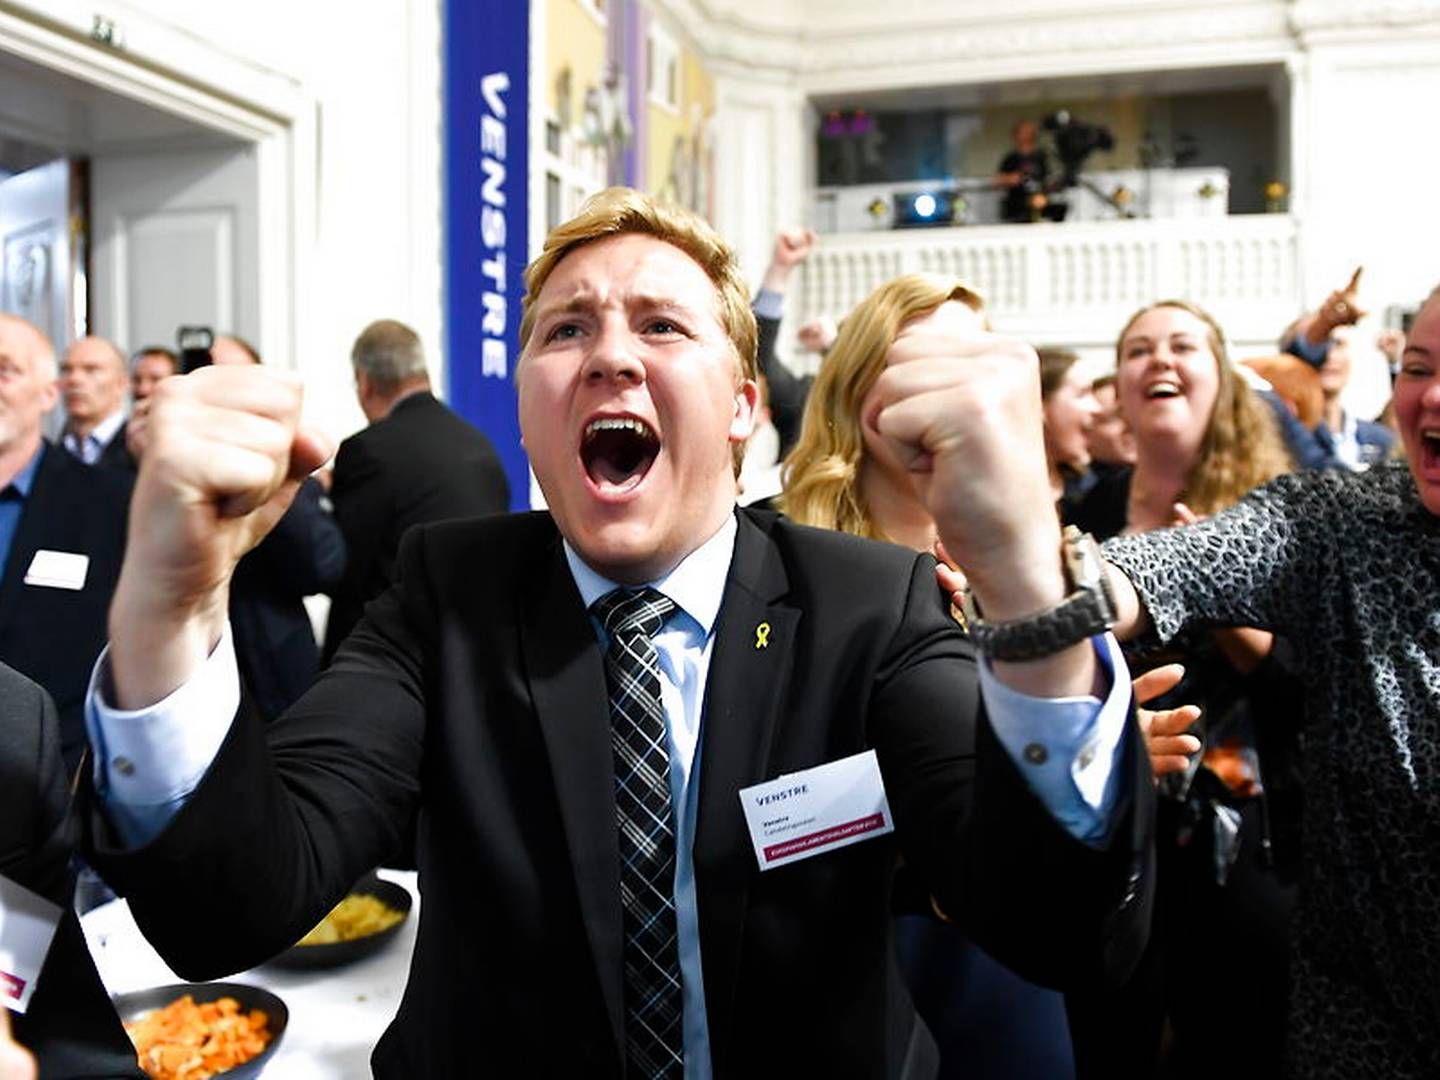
[80,870,418,1078]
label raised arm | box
[107,366,332,709]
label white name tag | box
[0,874,63,1014]
[739,749,895,871]
[23,550,89,591]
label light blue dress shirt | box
[62,409,126,465]
[87,511,1132,1079]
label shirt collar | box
[4,441,45,498]
[93,408,127,447]
[563,512,738,638]
[64,408,127,453]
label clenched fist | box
[109,365,333,709]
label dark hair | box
[132,346,179,374]
[1037,346,1080,401]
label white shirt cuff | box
[85,626,240,829]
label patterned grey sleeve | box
[1100,473,1319,647]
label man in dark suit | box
[1314,326,1395,469]
[1,663,143,1077]
[0,314,130,774]
[102,347,180,473]
[322,318,509,663]
[59,336,131,468]
[83,190,1152,1077]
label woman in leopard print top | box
[1100,288,1440,1078]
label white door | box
[0,158,80,437]
[0,158,78,356]
[90,145,259,356]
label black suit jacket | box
[0,443,131,773]
[89,509,1153,1078]
[322,391,509,663]
[229,476,345,722]
[1,663,142,1077]
[96,423,137,472]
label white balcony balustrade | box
[793,214,1303,363]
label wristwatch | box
[961,526,1117,661]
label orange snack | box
[124,993,272,1080]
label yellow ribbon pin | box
[754,622,771,649]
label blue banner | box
[443,0,530,509]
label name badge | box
[739,749,894,871]
[24,549,89,591]
[0,874,63,1014]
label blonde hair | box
[781,274,985,539]
[517,187,757,474]
[1117,299,1291,515]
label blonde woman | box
[1069,299,1292,539]
[783,274,985,548]
[1064,299,1303,1080]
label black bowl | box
[265,876,413,971]
[114,981,287,1079]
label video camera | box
[1043,110,1115,189]
[177,326,213,374]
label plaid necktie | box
[592,587,684,1078]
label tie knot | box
[592,587,674,639]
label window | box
[647,23,679,111]
[546,172,562,232]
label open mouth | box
[581,416,660,494]
[1144,380,1182,400]
[1421,429,1440,470]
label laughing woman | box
[1070,287,1440,1079]
[1067,299,1292,540]
[1061,300,1305,1079]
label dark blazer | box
[89,509,1153,1079]
[96,422,137,472]
[230,476,345,722]
[1,663,142,1077]
[0,443,131,773]
[322,391,509,663]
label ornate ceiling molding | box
[1290,0,1440,33]
[652,0,1440,91]
[654,0,1296,82]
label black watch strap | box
[960,527,1116,661]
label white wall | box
[0,0,445,446]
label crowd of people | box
[0,184,1435,1080]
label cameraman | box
[993,119,1049,223]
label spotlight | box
[893,189,957,228]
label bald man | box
[0,315,131,772]
[60,336,131,469]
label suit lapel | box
[519,535,627,1058]
[0,445,59,631]
[692,512,800,1063]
